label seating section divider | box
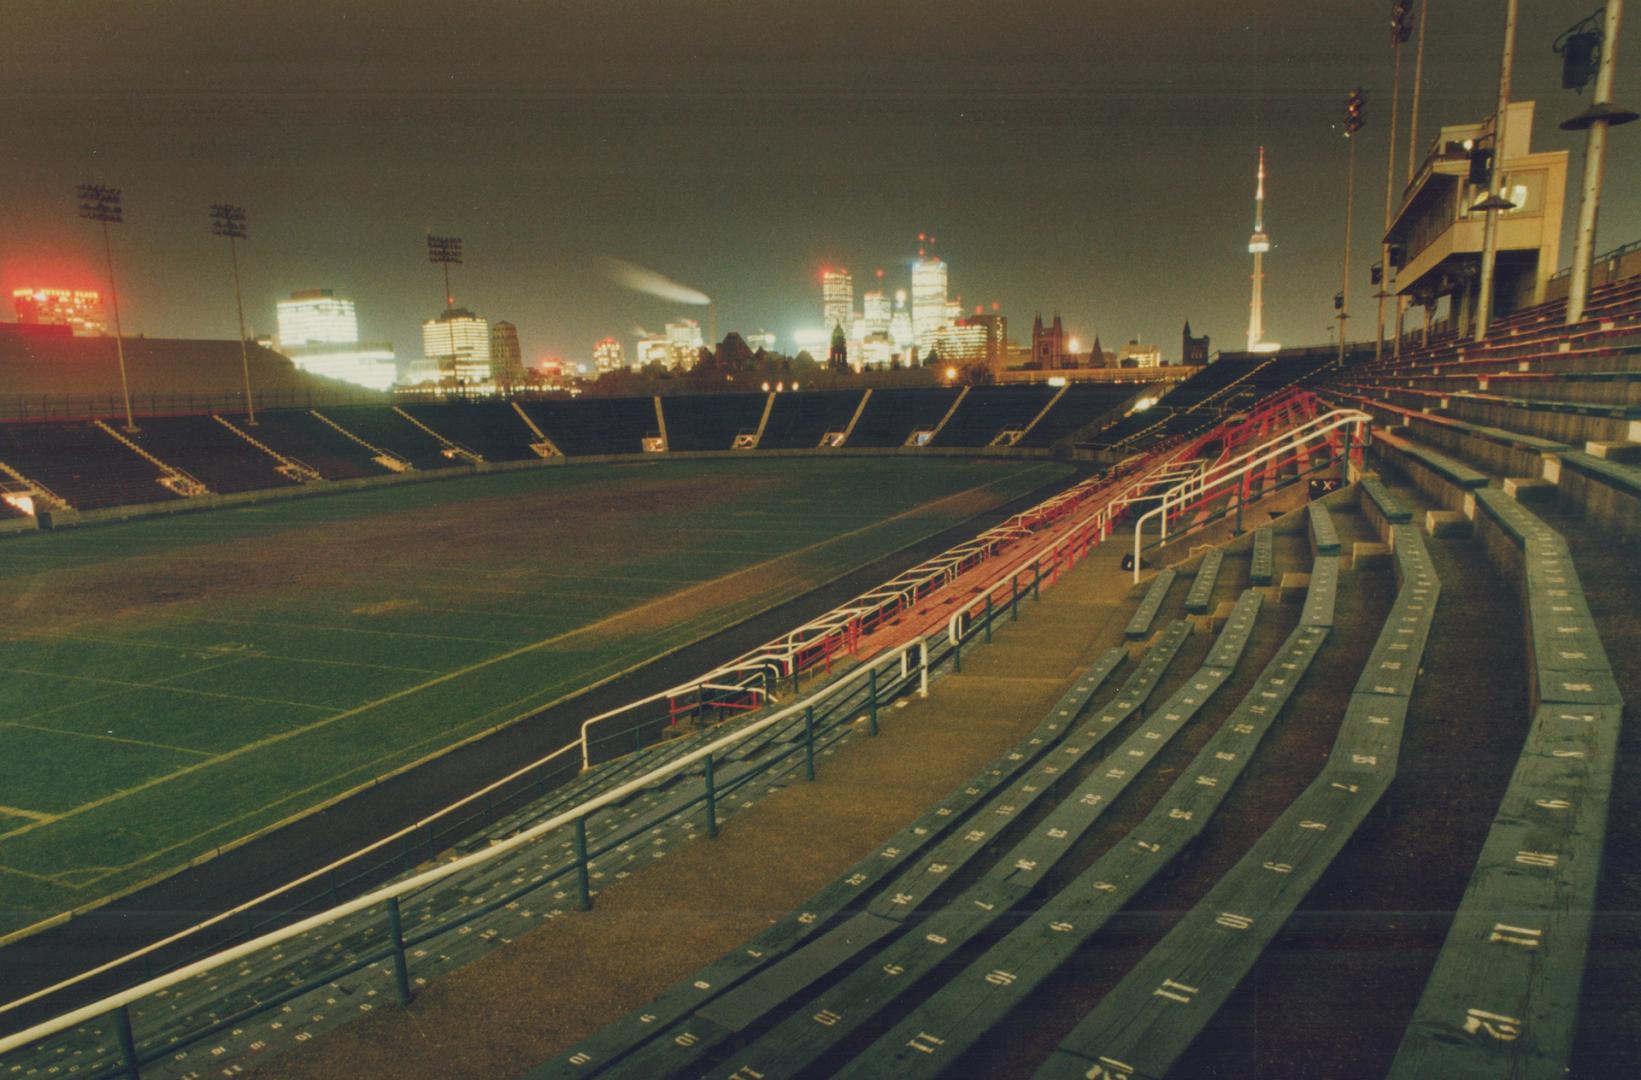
[1387,491,1623,1078]
[1124,569,1177,640]
[1183,549,1224,614]
[1035,514,1440,1080]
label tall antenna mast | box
[1246,146,1271,352]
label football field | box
[0,456,1069,937]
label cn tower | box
[1246,146,1272,352]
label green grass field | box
[0,455,1069,936]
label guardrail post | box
[804,706,816,780]
[573,817,592,911]
[1032,559,1042,600]
[868,667,879,736]
[1341,425,1354,482]
[984,594,993,643]
[386,896,414,1006]
[1234,481,1244,535]
[952,625,962,672]
[1011,577,1020,620]
[918,639,929,697]
[114,1005,141,1080]
[704,753,718,838]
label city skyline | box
[2,2,1636,369]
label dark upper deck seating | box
[662,393,768,452]
[236,410,394,480]
[0,421,178,510]
[316,406,456,469]
[400,402,539,460]
[757,390,866,449]
[847,388,961,447]
[520,396,658,456]
[930,386,1056,447]
[124,415,299,495]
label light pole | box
[77,184,137,432]
[427,234,463,391]
[1559,2,1637,325]
[211,203,256,424]
[1474,0,1519,342]
[1341,89,1367,364]
[1377,2,1414,363]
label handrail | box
[0,635,927,1055]
[1130,408,1370,581]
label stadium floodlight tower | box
[1339,89,1367,363]
[1474,0,1519,342]
[1377,1,1415,363]
[210,203,257,425]
[1558,0,1637,325]
[426,233,463,386]
[1245,147,1278,354]
[77,183,137,432]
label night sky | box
[2,1,1636,368]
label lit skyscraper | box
[277,289,358,346]
[13,288,106,336]
[423,308,491,384]
[890,289,914,353]
[911,256,948,352]
[275,288,396,390]
[862,289,891,337]
[594,336,626,373]
[822,267,854,338]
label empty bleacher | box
[401,402,540,461]
[238,410,397,480]
[660,393,768,451]
[847,387,962,447]
[122,415,300,495]
[1014,383,1150,449]
[0,421,179,510]
[520,397,658,456]
[314,405,462,470]
[930,385,1057,447]
[755,389,867,449]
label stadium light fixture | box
[1475,0,1517,342]
[210,203,257,425]
[77,183,137,432]
[1338,89,1366,364]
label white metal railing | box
[1130,408,1371,581]
[942,438,1218,645]
[0,635,929,1055]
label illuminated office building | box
[822,268,853,337]
[666,318,704,369]
[861,290,891,337]
[594,336,626,373]
[634,333,672,368]
[275,288,397,390]
[13,288,107,336]
[890,289,914,353]
[911,256,948,351]
[276,289,358,346]
[744,329,778,353]
[422,308,492,384]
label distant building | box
[275,289,396,390]
[861,291,891,338]
[1182,321,1210,364]
[594,336,626,373]
[939,313,1007,369]
[1118,339,1162,368]
[490,321,525,388]
[422,307,491,385]
[743,329,778,353]
[634,332,672,369]
[13,288,106,336]
[822,268,854,338]
[1031,313,1068,369]
[665,319,703,370]
[911,257,948,351]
